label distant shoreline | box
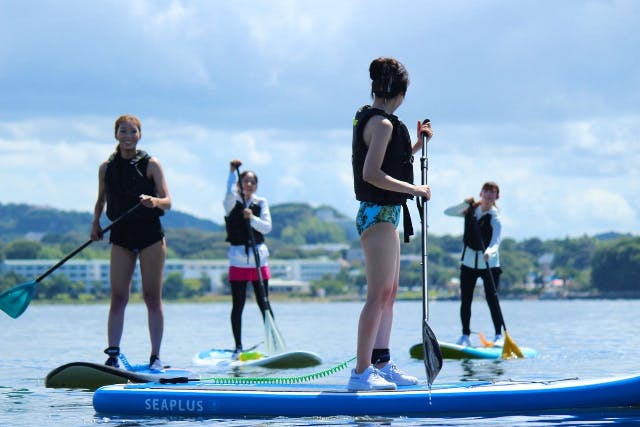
[28,291,640,306]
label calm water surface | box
[1,299,639,426]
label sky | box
[1,0,639,241]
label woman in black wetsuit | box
[448,182,503,348]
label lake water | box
[1,299,640,426]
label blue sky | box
[1,0,639,240]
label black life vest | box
[351,105,414,205]
[463,210,493,251]
[104,150,163,221]
[225,200,265,246]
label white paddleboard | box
[193,348,322,369]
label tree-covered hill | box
[0,201,355,243]
[0,201,356,260]
[2,201,639,295]
[0,202,223,241]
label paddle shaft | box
[418,119,442,385]
[34,202,143,284]
[419,125,430,323]
[234,167,274,317]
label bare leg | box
[355,223,401,374]
[373,233,400,368]
[108,245,137,348]
[138,239,166,358]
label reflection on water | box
[4,387,33,405]
[459,359,505,381]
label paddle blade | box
[0,281,36,319]
[501,331,525,359]
[422,320,443,386]
[478,331,494,348]
[264,311,286,355]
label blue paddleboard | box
[410,341,538,359]
[93,373,640,417]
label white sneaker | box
[379,360,418,386]
[149,356,164,371]
[456,334,471,347]
[231,347,242,360]
[493,334,504,347]
[347,366,397,391]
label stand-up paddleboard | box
[410,341,538,360]
[93,373,640,417]
[45,362,197,390]
[193,348,322,369]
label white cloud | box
[1,1,639,240]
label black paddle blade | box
[0,280,36,319]
[422,320,443,386]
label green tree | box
[35,274,84,300]
[519,238,546,258]
[182,278,206,298]
[163,271,185,299]
[310,278,348,296]
[591,237,640,292]
[296,217,346,244]
[199,273,212,294]
[270,203,315,238]
[164,229,225,259]
[280,225,305,245]
[38,246,65,259]
[499,249,535,288]
[434,234,463,254]
[548,236,596,271]
[0,271,25,293]
[3,239,42,259]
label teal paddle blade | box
[0,281,36,319]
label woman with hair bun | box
[349,57,434,391]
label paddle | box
[0,202,142,319]
[468,211,525,359]
[234,166,286,355]
[416,119,443,386]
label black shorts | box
[109,217,164,252]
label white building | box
[1,257,342,294]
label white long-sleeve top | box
[224,171,272,268]
[461,205,501,269]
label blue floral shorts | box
[356,202,401,235]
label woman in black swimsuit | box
[90,114,172,370]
